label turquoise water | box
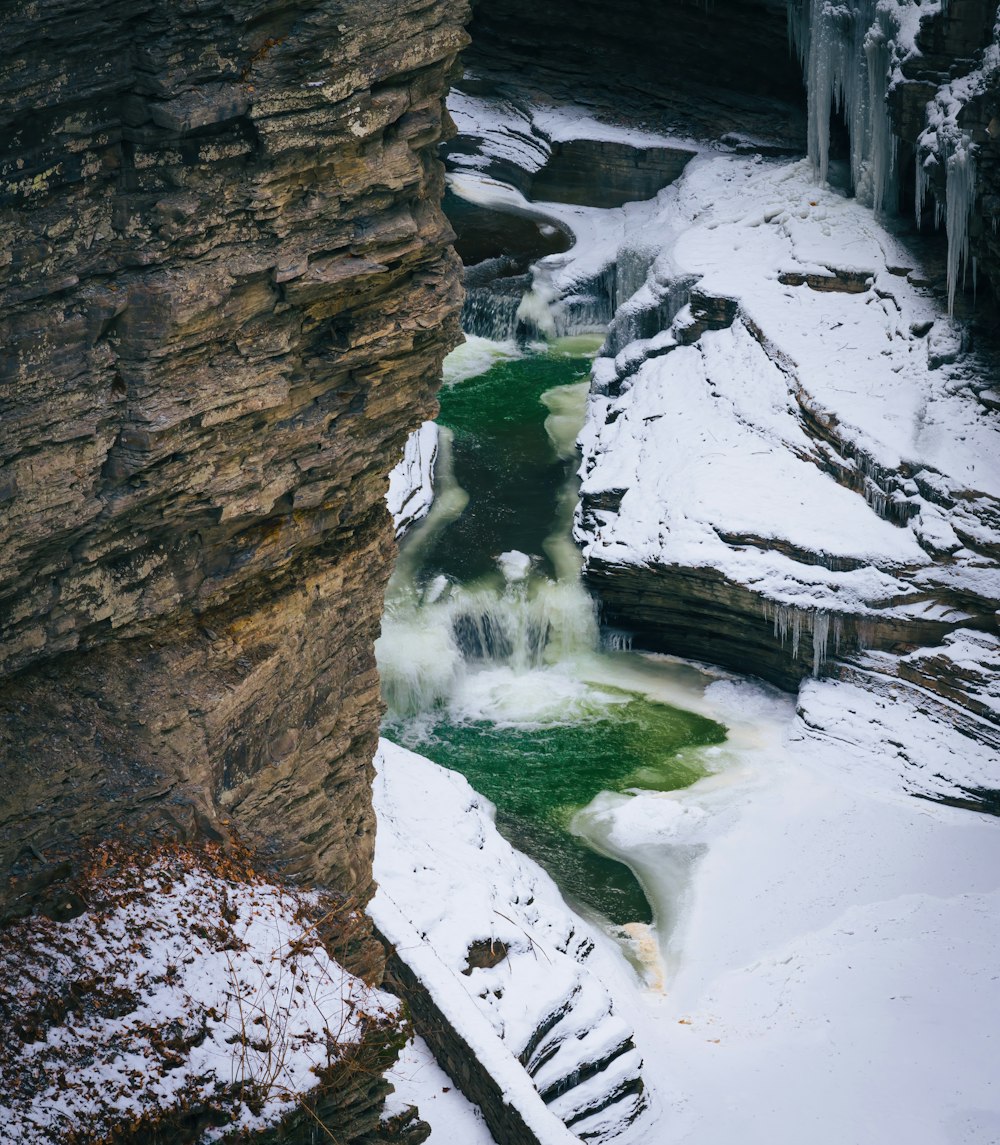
[379,340,726,926]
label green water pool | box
[385,693,723,924]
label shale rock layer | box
[0,0,469,922]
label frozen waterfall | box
[789,0,984,314]
[787,0,902,211]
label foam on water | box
[442,334,524,386]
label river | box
[376,334,732,938]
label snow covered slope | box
[0,845,403,1144]
[559,665,1000,1145]
[576,152,1000,683]
[371,740,650,1144]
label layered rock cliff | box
[0,0,468,934]
[466,0,804,129]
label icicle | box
[914,151,937,230]
[945,139,976,315]
[789,0,902,210]
[811,611,830,677]
[763,599,844,676]
[864,13,900,213]
[603,628,634,653]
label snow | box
[0,848,397,1143]
[582,317,929,606]
[571,665,1000,1145]
[383,1035,497,1144]
[371,892,583,1145]
[448,89,550,175]
[497,549,532,581]
[370,740,650,1144]
[797,674,998,800]
[387,421,438,537]
[447,89,702,181]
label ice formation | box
[914,37,998,311]
[789,0,998,313]
[762,602,847,677]
[787,0,913,209]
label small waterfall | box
[378,374,605,724]
[462,271,533,341]
[379,571,601,720]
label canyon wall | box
[0,0,469,929]
[467,0,802,107]
[894,0,1000,306]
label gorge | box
[2,0,999,1142]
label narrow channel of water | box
[377,336,728,931]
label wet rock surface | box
[0,0,469,920]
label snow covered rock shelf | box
[444,90,707,343]
[370,741,649,1145]
[0,842,412,1144]
[575,152,1000,698]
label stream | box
[376,334,730,933]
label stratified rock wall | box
[468,0,802,108]
[0,0,469,922]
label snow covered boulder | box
[387,422,439,538]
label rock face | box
[0,0,469,925]
[896,0,1000,307]
[467,0,804,132]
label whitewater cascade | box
[377,380,605,726]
